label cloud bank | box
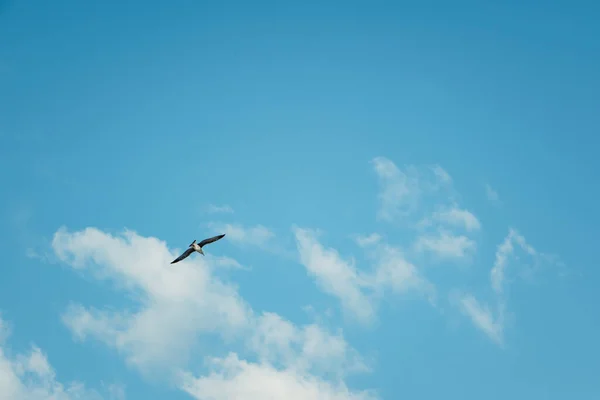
[51,226,373,399]
[5,155,560,399]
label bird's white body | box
[191,242,204,255]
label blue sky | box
[1,0,599,398]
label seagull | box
[170,234,226,264]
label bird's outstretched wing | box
[170,247,195,264]
[199,234,226,248]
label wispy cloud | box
[456,228,554,345]
[485,184,501,205]
[207,222,275,249]
[370,157,560,346]
[369,157,482,263]
[368,241,435,302]
[294,227,376,324]
[6,205,57,264]
[293,227,434,324]
[206,254,249,271]
[414,231,476,260]
[205,204,234,214]
[371,157,422,222]
[206,222,296,259]
[490,228,536,295]
[420,205,481,232]
[105,383,127,400]
[413,205,480,261]
[371,158,455,223]
[371,158,469,233]
[456,294,504,345]
[430,165,453,185]
[354,233,382,248]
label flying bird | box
[170,234,226,264]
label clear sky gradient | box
[1,0,599,399]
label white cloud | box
[367,157,552,346]
[205,254,249,271]
[293,227,433,324]
[105,383,126,400]
[0,314,110,400]
[369,243,435,302]
[179,353,376,400]
[485,184,500,205]
[7,153,561,398]
[206,204,234,214]
[414,231,476,260]
[457,294,504,345]
[208,222,275,249]
[430,165,453,186]
[370,158,480,263]
[293,227,375,324]
[51,227,373,399]
[354,233,382,248]
[53,227,253,375]
[456,228,548,344]
[421,206,481,232]
[490,229,536,295]
[414,204,480,262]
[371,157,421,221]
[249,312,367,377]
[178,312,372,400]
[371,157,454,223]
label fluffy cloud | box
[51,227,372,399]
[177,311,371,400]
[53,227,251,375]
[179,353,376,400]
[249,312,367,377]
[178,312,371,400]
[0,315,112,400]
